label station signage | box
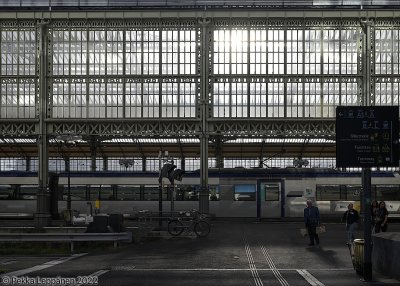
[336,106,399,167]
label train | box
[1,168,400,220]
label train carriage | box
[1,168,400,219]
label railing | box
[0,232,132,253]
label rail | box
[0,232,132,253]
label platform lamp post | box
[55,134,82,224]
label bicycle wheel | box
[168,219,184,236]
[194,220,210,237]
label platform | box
[1,221,399,286]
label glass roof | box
[0,138,36,144]
[0,0,397,8]
[0,137,336,144]
[226,138,336,144]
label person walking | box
[375,201,389,233]
[304,200,320,246]
[342,203,359,245]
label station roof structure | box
[0,137,336,159]
[0,0,400,168]
[0,0,399,10]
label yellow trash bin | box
[353,239,364,275]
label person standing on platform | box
[375,201,389,233]
[342,203,359,245]
[304,200,320,246]
[371,200,379,228]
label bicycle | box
[167,209,211,238]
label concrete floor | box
[1,221,400,286]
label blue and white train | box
[1,168,400,219]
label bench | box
[0,232,132,253]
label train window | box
[63,185,87,201]
[316,185,340,201]
[144,185,169,201]
[175,185,199,201]
[209,185,220,201]
[0,185,13,200]
[89,185,113,200]
[19,185,37,200]
[376,185,400,201]
[346,185,362,200]
[263,183,280,201]
[234,184,256,201]
[116,185,141,201]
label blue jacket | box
[304,206,320,226]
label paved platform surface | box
[1,221,400,286]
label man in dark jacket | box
[342,203,359,245]
[304,200,320,246]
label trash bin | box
[93,215,110,232]
[353,239,364,275]
[109,214,124,232]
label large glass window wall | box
[3,20,400,120]
[212,25,361,118]
[0,26,37,119]
[50,25,198,119]
[374,27,400,114]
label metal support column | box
[214,137,223,169]
[362,168,372,281]
[171,183,175,214]
[199,18,211,214]
[158,151,163,227]
[35,20,51,228]
[65,156,71,212]
[90,136,97,172]
[361,19,373,281]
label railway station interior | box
[1,1,400,286]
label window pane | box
[89,185,113,201]
[0,185,13,200]
[316,185,340,201]
[346,185,362,201]
[263,183,280,201]
[234,184,256,201]
[376,185,400,201]
[176,185,199,201]
[63,185,87,201]
[209,185,220,201]
[116,185,141,201]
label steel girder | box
[45,119,336,138]
[0,119,335,138]
[210,119,336,138]
[48,120,200,137]
[0,121,37,136]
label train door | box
[257,180,284,219]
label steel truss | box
[0,16,387,138]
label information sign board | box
[336,106,399,167]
